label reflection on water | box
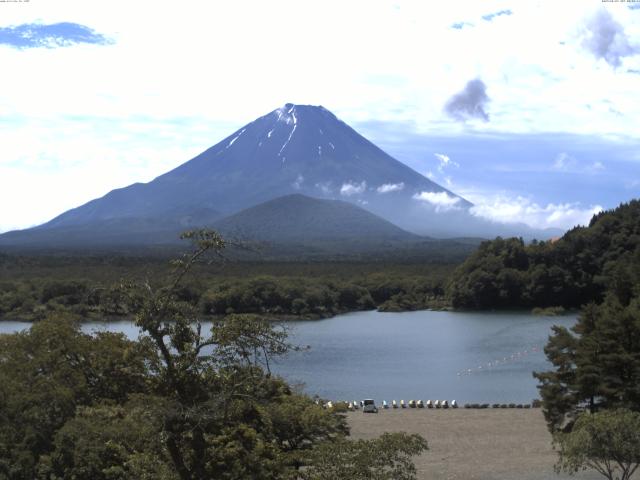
[1,310,576,403]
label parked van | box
[362,399,378,413]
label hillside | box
[213,194,419,245]
[447,199,640,309]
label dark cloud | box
[0,22,112,49]
[444,79,490,122]
[451,21,473,30]
[581,9,638,67]
[482,9,512,22]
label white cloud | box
[469,195,603,230]
[376,182,405,193]
[292,174,304,189]
[434,152,460,172]
[434,153,450,164]
[552,152,578,170]
[340,181,367,196]
[413,191,461,212]
[315,182,332,195]
[552,153,606,174]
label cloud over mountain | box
[377,183,405,194]
[413,191,461,212]
[340,181,367,196]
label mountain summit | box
[0,103,547,248]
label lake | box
[0,310,576,404]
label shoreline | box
[0,305,579,324]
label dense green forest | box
[448,200,640,310]
[0,255,454,321]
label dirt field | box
[346,408,602,480]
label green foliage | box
[448,200,640,310]
[0,314,150,479]
[38,398,175,480]
[0,257,454,321]
[300,432,428,480]
[534,295,640,432]
[531,306,566,316]
[554,409,640,480]
[199,276,376,318]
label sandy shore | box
[346,408,601,480]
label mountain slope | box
[0,206,222,248]
[213,194,420,245]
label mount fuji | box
[0,103,547,250]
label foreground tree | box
[0,315,150,479]
[114,230,348,479]
[554,409,640,480]
[300,432,428,480]
[534,295,640,431]
[533,243,640,432]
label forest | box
[0,256,453,321]
[448,200,640,310]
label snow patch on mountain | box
[226,128,246,149]
[278,106,297,156]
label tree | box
[533,324,578,430]
[37,398,176,480]
[117,230,300,479]
[300,432,428,480]
[534,295,640,432]
[554,409,640,480]
[0,314,150,480]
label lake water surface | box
[0,310,576,404]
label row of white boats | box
[323,399,458,410]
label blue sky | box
[0,0,638,232]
